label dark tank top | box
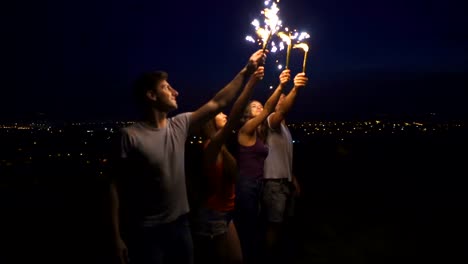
[238,138,269,180]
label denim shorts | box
[192,207,234,238]
[262,179,295,223]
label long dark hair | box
[201,118,238,184]
[240,100,268,143]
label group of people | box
[109,49,308,264]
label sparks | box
[245,0,283,51]
[270,41,278,53]
[245,36,256,43]
[278,41,285,51]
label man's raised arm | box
[204,67,265,163]
[268,72,308,130]
[189,49,267,130]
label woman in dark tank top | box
[234,69,291,263]
[237,130,269,181]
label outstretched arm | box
[204,67,265,163]
[239,69,290,137]
[189,50,267,131]
[268,72,308,129]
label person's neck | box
[143,109,168,128]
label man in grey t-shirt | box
[110,50,266,264]
[262,70,308,263]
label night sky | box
[2,0,467,121]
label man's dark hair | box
[133,71,168,107]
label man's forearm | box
[211,66,250,109]
[264,84,284,112]
[278,86,299,114]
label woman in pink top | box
[192,66,265,264]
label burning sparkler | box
[246,0,283,53]
[245,1,312,75]
[276,28,310,70]
[277,31,291,69]
[293,43,309,73]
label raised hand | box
[246,49,268,73]
[252,66,265,81]
[279,69,291,86]
[293,72,308,88]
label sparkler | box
[277,31,291,69]
[261,1,281,52]
[246,1,282,53]
[277,29,310,70]
[245,1,312,75]
[293,43,309,73]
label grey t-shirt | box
[264,114,293,181]
[119,112,191,226]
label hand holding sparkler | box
[279,69,291,87]
[252,66,265,81]
[246,49,268,74]
[293,72,308,88]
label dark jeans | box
[127,214,194,264]
[234,176,264,264]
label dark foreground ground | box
[1,130,467,263]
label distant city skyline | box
[0,109,465,123]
